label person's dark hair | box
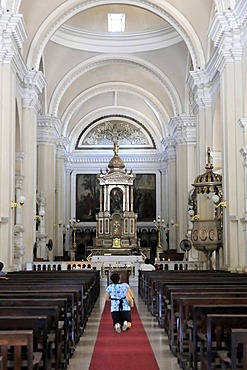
[144,258,152,265]
[0,262,4,271]
[110,273,120,284]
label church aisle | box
[67,282,181,370]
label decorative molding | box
[51,56,181,119]
[37,115,62,145]
[51,24,182,53]
[20,70,46,112]
[169,115,197,145]
[15,173,25,190]
[27,0,203,70]
[76,115,154,150]
[0,10,26,63]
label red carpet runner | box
[89,302,160,370]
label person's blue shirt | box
[106,283,131,312]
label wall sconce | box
[170,219,179,227]
[34,209,45,220]
[212,194,227,208]
[54,221,62,228]
[11,196,25,209]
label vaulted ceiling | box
[18,0,215,158]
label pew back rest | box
[231,328,247,370]
[0,330,34,370]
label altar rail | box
[26,261,96,271]
[154,260,205,271]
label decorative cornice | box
[56,136,70,160]
[169,115,197,145]
[37,115,62,145]
[51,24,182,53]
[20,70,46,112]
[187,68,213,110]
[0,10,27,63]
[208,4,247,72]
[65,153,165,165]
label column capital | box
[169,115,197,145]
[37,115,62,146]
[208,6,247,72]
[187,68,215,111]
[20,70,46,112]
[56,136,70,160]
[163,136,176,162]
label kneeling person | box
[105,273,134,333]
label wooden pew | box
[218,328,247,370]
[0,291,76,357]
[0,329,42,370]
[158,283,247,328]
[0,298,69,367]
[152,274,247,319]
[0,306,62,370]
[0,316,50,370]
[189,305,247,370]
[174,294,247,354]
[0,284,83,343]
[199,314,247,370]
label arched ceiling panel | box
[56,62,175,119]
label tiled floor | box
[67,280,181,370]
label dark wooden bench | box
[0,329,42,370]
[176,297,247,368]
[0,298,69,366]
[158,283,247,328]
[188,305,247,370]
[0,284,83,343]
[0,291,76,356]
[199,314,247,370]
[217,328,247,370]
[0,306,62,370]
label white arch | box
[26,0,205,71]
[68,105,163,153]
[61,81,170,136]
[49,54,182,117]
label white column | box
[64,168,72,253]
[37,115,61,260]
[209,9,245,270]
[163,138,177,249]
[55,137,68,257]
[0,11,26,269]
[170,115,197,248]
[21,71,46,264]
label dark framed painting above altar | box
[133,174,156,222]
[76,173,156,222]
[76,174,100,222]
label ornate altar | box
[95,143,138,252]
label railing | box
[26,261,96,271]
[154,260,205,271]
[26,259,205,272]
